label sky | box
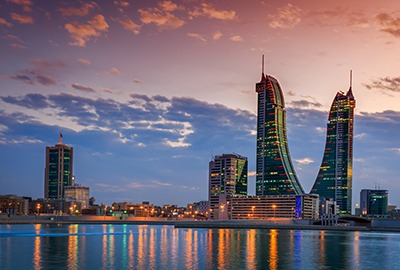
[0,0,399,208]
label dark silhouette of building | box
[255,56,304,196]
[44,134,74,199]
[311,73,356,214]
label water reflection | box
[2,224,400,270]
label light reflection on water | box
[1,224,400,269]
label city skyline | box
[0,0,400,206]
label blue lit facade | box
[255,71,304,196]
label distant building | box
[255,57,304,196]
[30,198,76,215]
[209,153,248,219]
[310,73,356,215]
[216,194,319,220]
[360,189,388,216]
[64,184,90,209]
[0,194,31,215]
[44,134,74,199]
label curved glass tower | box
[310,84,355,214]
[255,62,304,195]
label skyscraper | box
[209,153,247,219]
[310,74,355,214]
[255,57,304,196]
[44,134,74,199]
[360,189,388,216]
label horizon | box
[0,0,399,208]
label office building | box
[44,134,74,199]
[310,73,356,214]
[64,184,90,209]
[217,194,319,220]
[360,189,388,216]
[209,153,248,219]
[255,57,304,195]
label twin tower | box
[256,59,355,214]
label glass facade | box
[360,189,388,216]
[255,73,304,196]
[44,142,74,199]
[310,88,355,214]
[209,154,248,219]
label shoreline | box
[1,218,400,233]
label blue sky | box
[0,0,399,208]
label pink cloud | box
[10,13,33,24]
[230,35,243,42]
[187,32,207,42]
[64,14,109,47]
[213,31,223,40]
[59,2,98,17]
[0,18,12,27]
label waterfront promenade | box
[1,215,399,232]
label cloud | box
[10,13,33,24]
[0,18,12,27]
[36,74,56,86]
[364,76,400,93]
[133,79,142,84]
[9,0,32,12]
[269,3,302,29]
[248,171,256,177]
[9,42,27,49]
[65,14,109,47]
[59,2,98,17]
[119,19,141,34]
[71,83,96,93]
[78,58,91,65]
[31,59,67,70]
[294,157,314,165]
[187,32,207,42]
[213,31,223,40]
[375,12,400,37]
[355,132,367,139]
[305,8,370,28]
[230,35,243,42]
[105,67,121,75]
[114,1,130,12]
[138,1,185,30]
[0,136,43,145]
[8,70,56,86]
[190,3,237,21]
[290,99,323,108]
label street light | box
[272,204,277,218]
[36,204,41,216]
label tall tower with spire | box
[44,134,74,199]
[255,56,304,195]
[310,72,356,214]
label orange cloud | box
[376,12,400,37]
[138,1,185,29]
[65,14,109,47]
[119,19,141,34]
[269,3,302,29]
[190,3,237,21]
[10,13,33,24]
[59,2,98,17]
[213,31,223,40]
[0,18,12,27]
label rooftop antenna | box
[262,54,264,75]
[58,132,63,145]
[350,70,352,89]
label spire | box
[260,55,266,82]
[347,70,354,99]
[58,133,63,145]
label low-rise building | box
[0,194,31,215]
